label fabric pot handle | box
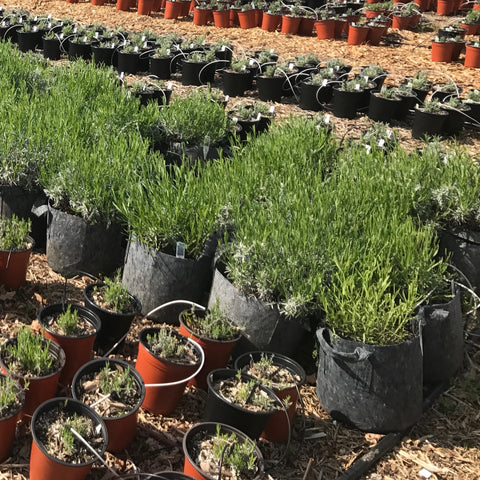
[316,328,372,362]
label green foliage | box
[422,99,443,113]
[101,270,132,314]
[146,328,188,359]
[0,375,21,416]
[182,301,239,340]
[99,362,135,395]
[211,425,258,477]
[5,327,54,377]
[467,89,480,102]
[60,413,92,455]
[228,371,277,411]
[0,215,31,251]
[57,305,79,336]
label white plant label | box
[365,144,372,154]
[232,116,238,123]
[325,114,331,123]
[378,139,385,147]
[364,75,369,82]
[419,469,432,479]
[256,113,262,121]
[167,48,170,55]
[288,62,295,70]
[221,45,226,51]
[225,95,230,102]
[269,105,275,113]
[322,79,328,86]
[167,82,173,90]
[249,59,255,66]
[355,83,361,90]
[386,129,392,138]
[176,242,185,259]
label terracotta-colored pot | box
[414,0,430,10]
[281,15,301,34]
[366,9,384,18]
[431,41,454,62]
[213,9,230,27]
[38,304,100,387]
[116,0,131,10]
[334,18,347,37]
[409,13,422,27]
[436,0,455,13]
[237,9,257,29]
[135,327,203,415]
[164,0,182,18]
[461,22,480,35]
[30,398,108,480]
[261,12,282,31]
[298,17,315,35]
[0,237,33,290]
[451,40,465,60]
[91,0,105,5]
[0,374,24,462]
[137,0,154,14]
[193,7,211,25]
[314,19,335,39]
[475,2,480,10]
[71,359,145,453]
[392,15,413,29]
[178,309,240,391]
[465,44,480,67]
[367,24,385,45]
[347,24,370,44]
[179,0,191,16]
[254,8,263,26]
[229,7,240,26]
[0,337,65,420]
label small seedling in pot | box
[0,215,31,251]
[0,375,23,417]
[94,270,132,314]
[146,328,198,364]
[57,305,79,337]
[99,362,135,397]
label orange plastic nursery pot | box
[0,337,65,419]
[91,0,105,5]
[0,237,33,290]
[314,19,335,39]
[464,44,480,67]
[281,15,302,34]
[72,359,145,453]
[164,0,182,18]
[298,17,315,35]
[193,7,211,25]
[180,0,191,16]
[39,303,100,386]
[137,0,154,14]
[29,398,108,480]
[178,309,240,391]
[261,12,282,31]
[213,9,230,27]
[347,24,370,44]
[461,22,480,35]
[116,0,131,10]
[135,327,204,415]
[392,15,413,29]
[431,40,454,62]
[237,9,257,28]
[0,374,24,462]
[367,24,386,45]
[436,0,455,14]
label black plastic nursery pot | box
[83,283,141,354]
[183,422,264,480]
[42,37,61,60]
[332,87,365,119]
[45,204,125,277]
[117,50,141,75]
[412,108,449,139]
[255,75,284,102]
[204,368,279,440]
[181,60,215,86]
[17,30,42,52]
[221,69,251,97]
[30,397,108,480]
[149,55,173,79]
[316,328,423,434]
[441,105,471,136]
[92,44,116,67]
[418,286,463,385]
[299,82,333,111]
[368,92,401,123]
[68,40,93,61]
[394,93,418,120]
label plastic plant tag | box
[249,58,255,66]
[34,16,38,21]
[74,27,78,33]
[221,45,226,51]
[322,78,328,86]
[364,75,369,81]
[325,114,331,123]
[134,45,139,52]
[48,13,52,19]
[242,65,247,71]
[167,82,173,90]
[176,242,185,259]
[378,138,385,148]
[166,48,170,55]
[95,31,99,38]
[288,62,295,70]
[365,144,372,154]
[142,35,147,41]
[269,105,275,113]
[232,116,238,123]
[120,72,125,81]
[419,469,432,479]
[355,83,361,90]
[352,22,356,26]
[225,95,230,102]
[256,112,262,121]
[19,17,23,23]
[270,48,274,53]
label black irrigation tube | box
[338,382,448,480]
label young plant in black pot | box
[332,77,372,119]
[368,86,402,123]
[255,65,284,103]
[205,368,281,440]
[183,422,264,480]
[465,89,480,123]
[298,69,336,111]
[181,49,217,86]
[71,358,145,453]
[412,98,449,139]
[83,270,141,355]
[220,58,251,97]
[441,96,471,136]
